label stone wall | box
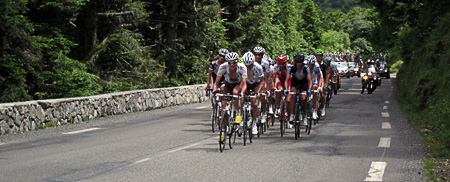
[0,84,208,135]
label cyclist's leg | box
[233,83,242,123]
[287,86,298,121]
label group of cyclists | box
[206,46,340,149]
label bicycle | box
[242,92,256,146]
[216,93,239,152]
[325,85,332,108]
[274,89,287,137]
[288,90,308,140]
[206,88,220,133]
[257,92,269,137]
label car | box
[332,61,350,78]
[347,62,361,77]
[379,61,390,79]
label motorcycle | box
[362,71,377,94]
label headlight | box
[368,72,373,76]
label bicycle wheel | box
[243,107,248,146]
[295,123,300,140]
[307,117,312,135]
[229,124,237,149]
[211,103,217,133]
[219,113,228,152]
[280,102,286,137]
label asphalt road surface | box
[0,76,425,182]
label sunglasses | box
[219,54,225,58]
[228,61,238,64]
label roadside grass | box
[390,60,402,74]
[396,63,450,181]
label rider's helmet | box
[306,55,317,65]
[276,55,288,64]
[315,49,324,56]
[269,57,276,65]
[324,56,332,63]
[253,46,265,54]
[218,48,229,56]
[225,52,239,64]
[242,52,255,66]
[293,52,305,62]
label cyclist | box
[253,46,270,124]
[306,55,323,120]
[213,52,248,142]
[287,53,312,126]
[316,49,331,117]
[207,48,228,91]
[272,55,291,126]
[242,52,264,135]
[326,56,338,95]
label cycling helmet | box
[218,48,229,56]
[242,52,255,66]
[225,52,239,63]
[315,49,324,56]
[276,55,288,64]
[293,52,305,62]
[306,55,317,65]
[253,46,265,54]
[324,56,332,62]
[269,58,276,65]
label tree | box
[301,0,322,49]
[319,30,351,52]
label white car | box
[331,61,350,77]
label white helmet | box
[324,56,332,62]
[306,55,317,65]
[225,52,239,63]
[218,48,229,56]
[253,46,265,54]
[242,52,255,66]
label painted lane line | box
[168,143,200,153]
[134,158,150,164]
[381,112,390,118]
[382,122,391,129]
[378,137,391,148]
[339,92,361,95]
[63,128,101,135]
[364,161,387,181]
[383,106,388,110]
[385,101,390,104]
[195,106,208,109]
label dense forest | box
[0,0,374,103]
[1,0,449,179]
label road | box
[0,76,425,182]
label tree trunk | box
[165,0,179,79]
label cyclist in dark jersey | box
[315,49,331,117]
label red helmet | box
[276,55,288,64]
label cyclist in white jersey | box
[213,52,248,142]
[253,46,270,123]
[306,55,323,119]
[242,52,264,135]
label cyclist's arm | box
[307,74,313,91]
[264,72,270,90]
[256,76,265,93]
[207,69,213,88]
[240,78,248,95]
[285,74,291,90]
[326,70,331,86]
[213,75,222,91]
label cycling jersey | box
[256,58,270,73]
[209,57,222,75]
[272,64,291,88]
[318,60,330,79]
[217,62,248,84]
[310,62,322,85]
[247,62,264,84]
[289,65,311,91]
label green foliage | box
[301,0,322,48]
[319,30,351,52]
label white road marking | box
[382,122,391,129]
[168,143,200,153]
[385,101,390,104]
[339,92,361,95]
[378,137,391,148]
[383,106,388,110]
[364,161,387,181]
[347,88,362,91]
[134,158,150,164]
[63,128,101,135]
[195,106,208,109]
[381,112,390,118]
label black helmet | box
[293,52,304,62]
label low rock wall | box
[0,84,208,135]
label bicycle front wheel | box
[229,124,237,149]
[280,102,286,137]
